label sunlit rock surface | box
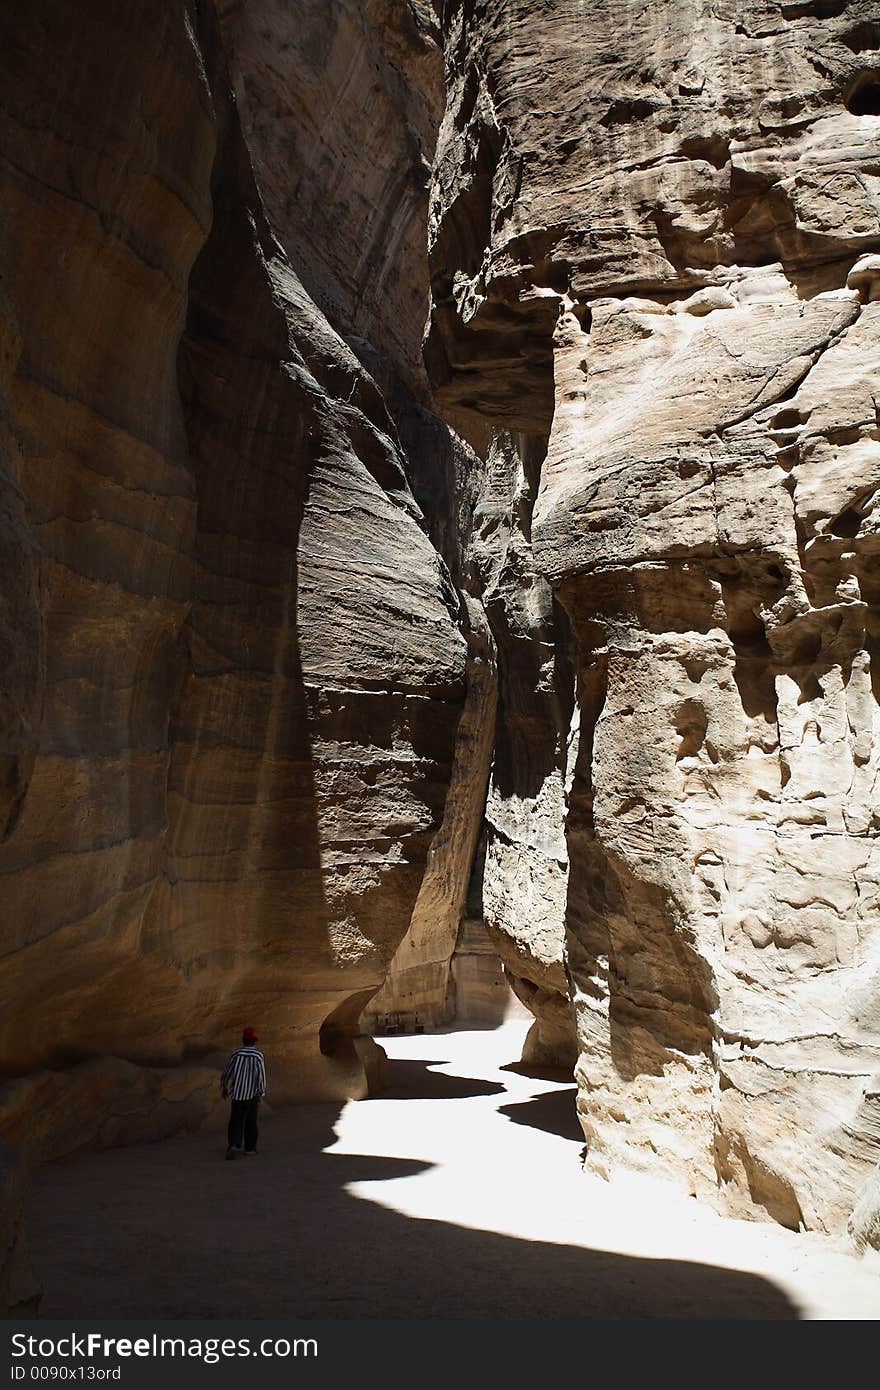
[428,0,880,1238]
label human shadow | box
[27,1100,800,1320]
[499,1087,584,1143]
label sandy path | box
[28,1021,880,1319]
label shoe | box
[243,1149,258,1157]
[225,1146,239,1160]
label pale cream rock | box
[428,0,880,1242]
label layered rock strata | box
[218,0,501,1038]
[428,0,880,1238]
[0,0,481,1160]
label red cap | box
[242,1026,258,1042]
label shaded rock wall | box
[367,422,579,1048]
[218,0,501,1037]
[0,0,219,1155]
[428,0,880,1238]
[0,0,479,1159]
[365,594,497,1028]
[469,431,577,1066]
[451,914,529,1028]
[219,0,442,405]
[0,1145,40,1315]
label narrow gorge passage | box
[26,1019,878,1320]
[3,0,880,1324]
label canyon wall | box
[0,0,492,1161]
[2,0,879,1252]
[469,430,578,1066]
[428,0,880,1236]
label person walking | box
[221,1026,267,1160]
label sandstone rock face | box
[450,915,529,1028]
[365,595,497,1029]
[0,0,482,1159]
[219,0,442,405]
[220,0,500,1040]
[469,431,578,1067]
[368,422,580,1047]
[850,1156,880,1253]
[0,0,217,1153]
[429,0,880,1237]
[4,0,879,1258]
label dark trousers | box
[227,1096,260,1152]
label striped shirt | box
[221,1046,267,1101]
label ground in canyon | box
[28,1020,880,1320]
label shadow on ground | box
[27,1088,800,1320]
[377,1057,505,1101]
[499,1087,584,1143]
[500,1059,574,1082]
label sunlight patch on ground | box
[329,1022,880,1320]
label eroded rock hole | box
[533,256,571,293]
[842,22,880,53]
[675,699,708,759]
[683,657,710,684]
[770,408,806,432]
[830,507,861,538]
[781,0,852,21]
[679,133,730,168]
[599,96,658,127]
[846,74,880,116]
[732,635,778,723]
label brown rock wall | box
[217,0,499,1038]
[5,0,877,1257]
[0,0,474,1156]
[218,0,442,402]
[0,0,210,1100]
